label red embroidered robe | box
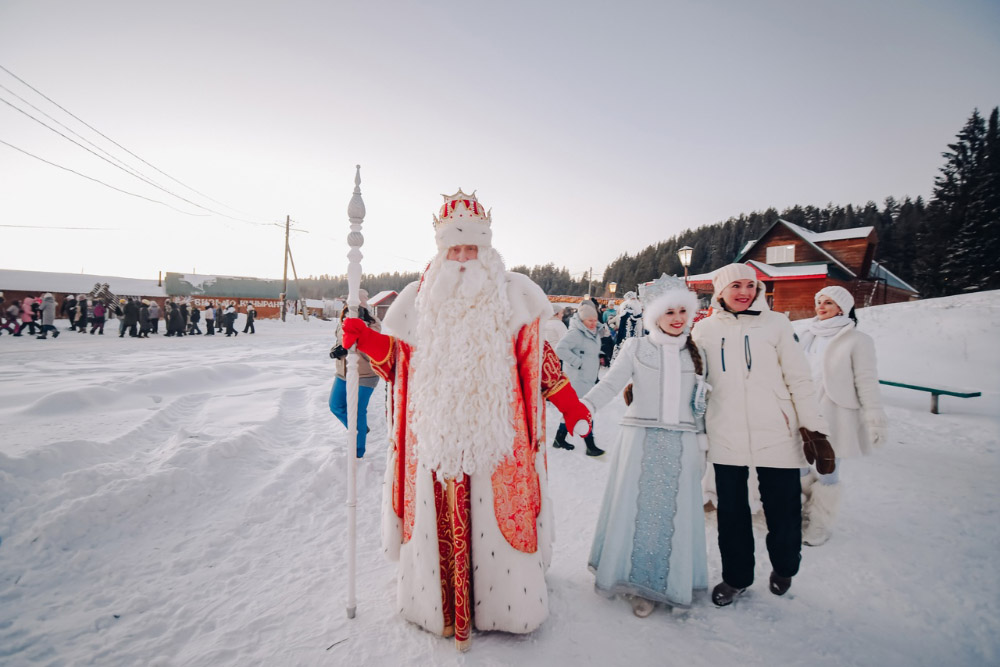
[372,274,569,644]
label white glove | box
[697,433,710,452]
[865,409,888,446]
[573,420,591,437]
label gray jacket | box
[555,314,601,394]
[41,295,56,326]
[583,336,705,432]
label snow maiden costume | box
[798,286,888,546]
[342,190,592,651]
[582,275,709,614]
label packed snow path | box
[1,292,998,666]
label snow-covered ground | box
[1,292,998,666]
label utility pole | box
[281,215,290,321]
[588,266,593,297]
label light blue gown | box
[585,338,709,607]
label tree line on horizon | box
[299,106,998,301]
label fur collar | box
[382,271,551,344]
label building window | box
[766,244,795,264]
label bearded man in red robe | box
[342,189,591,651]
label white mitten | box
[573,420,591,437]
[865,409,888,446]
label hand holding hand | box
[548,383,592,437]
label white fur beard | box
[410,250,515,480]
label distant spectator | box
[90,301,106,335]
[35,293,60,339]
[243,303,256,334]
[189,305,202,335]
[544,304,568,350]
[204,303,215,336]
[148,300,160,334]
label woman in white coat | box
[692,263,833,606]
[582,275,709,616]
[798,286,888,546]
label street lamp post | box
[677,246,693,287]
[608,281,617,299]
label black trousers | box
[714,463,801,588]
[205,319,214,335]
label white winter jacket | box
[803,322,887,458]
[692,298,827,468]
[582,334,706,432]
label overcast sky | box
[2,0,997,283]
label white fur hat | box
[640,274,699,328]
[711,263,760,296]
[815,285,855,316]
[433,189,493,251]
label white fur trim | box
[391,461,553,636]
[381,271,551,345]
[395,467,446,634]
[643,289,699,328]
[434,219,493,251]
[470,464,550,633]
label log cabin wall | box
[771,278,832,319]
[817,233,877,275]
[744,227,830,264]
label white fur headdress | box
[638,273,699,328]
[432,188,493,251]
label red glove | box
[548,382,592,436]
[342,318,391,362]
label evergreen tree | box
[926,109,987,295]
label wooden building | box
[163,272,299,320]
[0,269,168,314]
[686,219,918,320]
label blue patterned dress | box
[584,335,709,607]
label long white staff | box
[345,165,365,619]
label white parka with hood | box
[692,291,828,468]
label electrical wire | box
[0,81,166,193]
[0,94,276,227]
[0,223,120,230]
[0,138,209,216]
[0,64,253,218]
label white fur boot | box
[800,469,819,533]
[802,482,841,546]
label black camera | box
[330,344,348,360]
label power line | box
[0,64,252,217]
[0,81,163,192]
[0,93,275,227]
[0,223,120,230]
[0,138,209,216]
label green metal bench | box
[879,380,981,414]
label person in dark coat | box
[242,303,256,334]
[166,302,184,336]
[122,298,140,338]
[224,303,238,337]
[138,300,151,337]
[62,295,78,330]
[189,305,202,334]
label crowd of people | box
[0,292,258,339]
[328,189,888,651]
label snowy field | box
[1,292,998,666]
